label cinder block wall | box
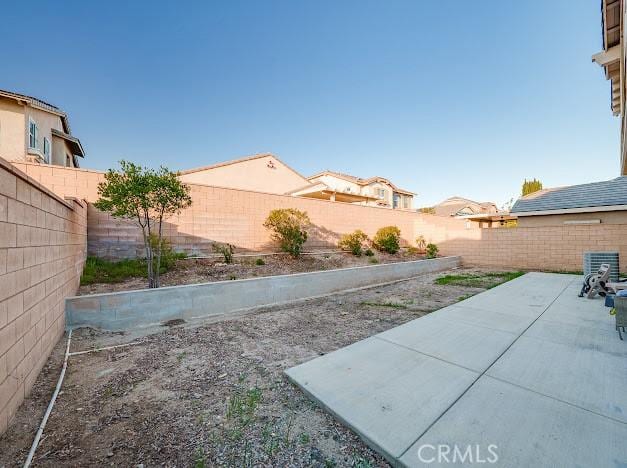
[0,158,87,434]
[12,162,428,257]
[11,162,627,272]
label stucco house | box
[305,170,414,210]
[0,89,85,167]
[178,153,311,195]
[180,155,415,209]
[511,176,627,226]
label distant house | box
[305,170,414,210]
[178,153,311,195]
[425,196,514,228]
[430,197,498,217]
[511,177,627,226]
[180,156,415,209]
[0,89,85,167]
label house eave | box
[512,204,627,217]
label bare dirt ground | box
[78,250,427,295]
[1,268,507,468]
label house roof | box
[431,197,498,217]
[179,153,309,182]
[511,176,627,215]
[308,170,415,196]
[51,129,85,158]
[0,88,71,134]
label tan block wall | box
[11,162,627,272]
[416,214,627,273]
[0,158,87,435]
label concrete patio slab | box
[377,315,515,373]
[487,335,627,423]
[433,304,534,334]
[286,272,627,466]
[400,376,627,468]
[285,337,478,459]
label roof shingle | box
[511,177,627,214]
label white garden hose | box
[23,329,72,468]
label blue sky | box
[1,0,618,206]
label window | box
[403,197,410,209]
[393,193,400,209]
[43,137,51,163]
[29,118,38,149]
[65,154,71,167]
[377,188,387,199]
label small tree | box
[373,226,401,254]
[263,208,310,257]
[338,230,369,256]
[522,178,543,196]
[415,235,427,252]
[94,160,192,288]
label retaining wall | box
[66,256,461,331]
[0,158,87,435]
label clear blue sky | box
[1,0,619,207]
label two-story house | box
[306,170,414,210]
[0,89,85,167]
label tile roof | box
[511,177,627,214]
[0,88,71,134]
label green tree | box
[94,160,192,288]
[522,178,543,196]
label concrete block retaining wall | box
[66,256,460,331]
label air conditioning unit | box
[583,251,620,282]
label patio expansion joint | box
[396,276,578,460]
[482,374,627,426]
[373,336,481,375]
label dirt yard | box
[78,250,427,295]
[1,268,518,467]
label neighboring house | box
[0,89,85,167]
[305,170,414,210]
[511,176,627,226]
[180,157,416,209]
[426,196,513,228]
[179,153,311,194]
[430,197,498,217]
[592,0,626,175]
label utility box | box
[583,251,620,282]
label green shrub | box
[373,226,401,254]
[212,242,234,264]
[338,230,369,256]
[369,258,379,264]
[425,243,439,259]
[364,248,374,257]
[149,234,185,269]
[405,246,419,255]
[80,256,146,285]
[263,208,310,257]
[255,258,265,266]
